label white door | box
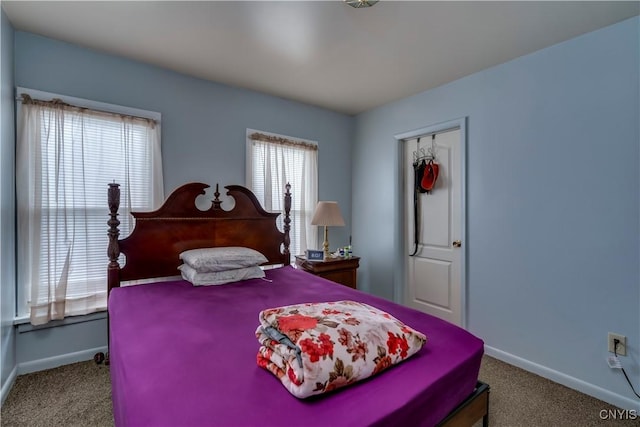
[404,128,463,325]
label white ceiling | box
[3,1,639,115]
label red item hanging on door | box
[420,159,439,192]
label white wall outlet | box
[608,332,627,356]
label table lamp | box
[311,201,345,260]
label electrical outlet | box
[608,332,627,356]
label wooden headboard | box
[107,182,291,293]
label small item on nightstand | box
[344,245,352,258]
[345,236,353,258]
[306,249,324,261]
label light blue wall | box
[0,8,16,403]
[13,31,353,366]
[353,17,639,409]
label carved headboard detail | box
[107,182,291,293]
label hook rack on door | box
[412,134,437,163]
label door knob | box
[452,240,462,248]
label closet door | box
[404,128,463,326]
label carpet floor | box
[1,355,636,426]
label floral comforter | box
[255,300,427,398]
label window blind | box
[35,112,155,307]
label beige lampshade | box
[311,201,345,227]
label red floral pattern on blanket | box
[256,300,427,398]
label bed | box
[107,182,489,427]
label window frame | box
[14,87,161,319]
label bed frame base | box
[437,381,490,427]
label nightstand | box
[295,255,360,289]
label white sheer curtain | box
[247,131,318,257]
[17,98,163,325]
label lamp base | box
[323,226,330,260]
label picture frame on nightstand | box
[305,249,324,261]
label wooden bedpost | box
[283,183,291,264]
[108,183,121,294]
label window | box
[16,89,163,325]
[246,129,318,259]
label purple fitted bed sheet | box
[109,265,484,427]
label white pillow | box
[179,247,268,272]
[178,264,265,286]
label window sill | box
[15,310,107,333]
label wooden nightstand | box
[295,255,360,289]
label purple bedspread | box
[109,266,483,427]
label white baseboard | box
[484,345,640,412]
[1,365,18,406]
[17,346,108,375]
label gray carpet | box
[1,361,112,427]
[1,356,636,426]
[475,357,638,427]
